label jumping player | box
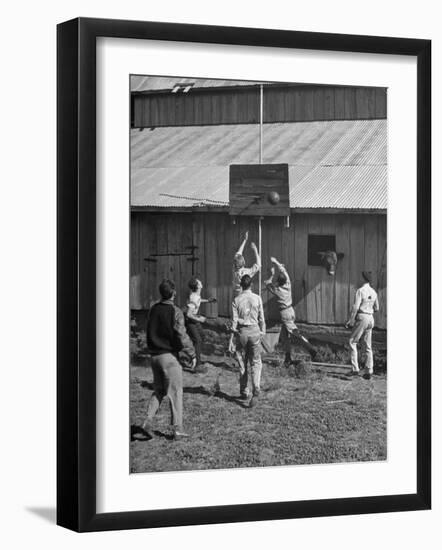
[232,231,261,297]
[264,256,317,365]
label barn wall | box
[131,211,387,329]
[132,86,387,128]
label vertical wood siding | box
[132,86,387,128]
[131,212,387,329]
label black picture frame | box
[57,17,431,532]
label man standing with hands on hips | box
[345,271,379,380]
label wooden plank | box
[334,87,346,119]
[204,214,218,318]
[319,214,336,324]
[355,88,370,119]
[335,214,351,324]
[377,214,387,329]
[367,88,376,118]
[293,214,308,321]
[305,215,323,323]
[313,87,325,120]
[363,215,379,288]
[348,215,365,315]
[375,88,387,118]
[323,87,335,120]
[344,87,356,119]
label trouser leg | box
[187,322,202,366]
[349,317,368,372]
[146,360,166,419]
[249,331,263,396]
[363,325,374,374]
[165,359,183,430]
[238,330,249,397]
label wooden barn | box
[130,78,387,329]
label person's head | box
[233,253,245,270]
[276,272,288,287]
[240,274,252,291]
[159,278,176,300]
[361,271,372,286]
[188,277,203,292]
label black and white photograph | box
[129,75,387,473]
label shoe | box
[239,393,249,400]
[173,430,190,440]
[249,395,259,408]
[142,419,155,438]
[349,370,360,377]
[362,373,372,380]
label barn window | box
[308,235,336,266]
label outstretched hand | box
[243,230,249,241]
[270,256,278,264]
[208,297,217,303]
[250,242,257,251]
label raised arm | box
[271,256,289,280]
[236,230,249,256]
[250,242,261,270]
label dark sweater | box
[146,300,195,357]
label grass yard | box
[130,353,387,473]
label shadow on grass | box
[130,424,152,442]
[184,385,249,409]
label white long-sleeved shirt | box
[349,283,379,322]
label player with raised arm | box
[264,256,317,365]
[232,231,261,297]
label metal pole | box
[259,84,263,164]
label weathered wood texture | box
[131,212,387,329]
[132,86,387,128]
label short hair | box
[188,277,199,292]
[276,272,287,286]
[362,271,373,284]
[233,253,245,269]
[159,278,175,300]
[240,274,252,290]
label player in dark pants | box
[185,277,216,373]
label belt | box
[237,324,259,329]
[280,304,293,311]
[357,311,374,315]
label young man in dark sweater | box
[143,279,195,439]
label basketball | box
[267,191,280,205]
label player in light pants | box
[264,256,317,365]
[231,274,266,408]
[345,271,379,380]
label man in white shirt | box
[231,274,266,407]
[345,271,380,379]
[232,231,261,297]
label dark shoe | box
[349,370,360,377]
[362,373,372,380]
[173,430,190,440]
[142,419,155,438]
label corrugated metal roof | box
[131,120,387,210]
[131,76,266,92]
